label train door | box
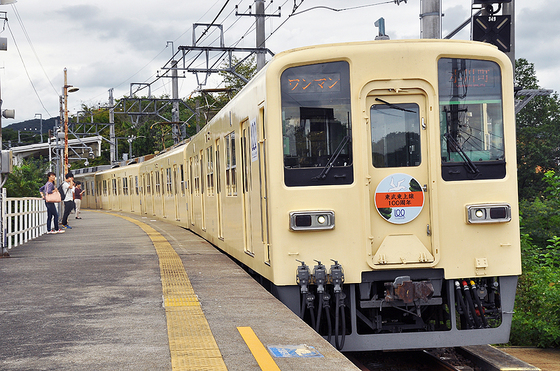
[173,165,179,220]
[189,158,194,225]
[366,90,434,268]
[240,119,254,255]
[150,172,155,215]
[257,108,270,264]
[200,150,206,230]
[141,174,146,214]
[215,139,224,239]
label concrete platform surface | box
[0,210,358,371]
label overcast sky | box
[0,0,557,125]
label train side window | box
[225,131,237,196]
[123,177,129,195]
[281,61,353,187]
[371,103,421,168]
[194,154,200,196]
[206,146,214,196]
[155,171,161,195]
[438,58,506,180]
[180,164,185,196]
[135,176,139,195]
[166,168,172,195]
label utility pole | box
[255,0,266,70]
[171,59,180,144]
[502,1,515,66]
[420,0,442,39]
[109,88,115,163]
[236,0,281,71]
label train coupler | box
[384,276,435,304]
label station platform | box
[0,210,359,370]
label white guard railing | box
[1,188,47,250]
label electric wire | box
[11,4,59,97]
[6,22,52,117]
[264,0,397,44]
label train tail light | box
[467,204,511,224]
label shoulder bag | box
[45,189,61,203]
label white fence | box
[1,188,47,250]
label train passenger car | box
[81,39,521,352]
[138,144,189,223]
[93,163,141,213]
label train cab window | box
[281,61,353,186]
[371,103,421,168]
[438,58,505,181]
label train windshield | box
[281,61,353,187]
[438,58,506,181]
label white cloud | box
[0,0,558,125]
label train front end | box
[266,40,521,351]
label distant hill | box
[3,117,59,134]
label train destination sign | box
[374,173,424,224]
[284,73,341,94]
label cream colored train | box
[76,39,521,351]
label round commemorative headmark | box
[374,173,424,224]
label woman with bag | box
[39,172,65,234]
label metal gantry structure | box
[56,1,554,169]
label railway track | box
[346,345,540,371]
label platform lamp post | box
[62,68,79,176]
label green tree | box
[515,58,560,200]
[512,170,560,347]
[219,54,257,98]
[4,158,49,197]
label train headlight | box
[290,211,335,231]
[467,203,511,224]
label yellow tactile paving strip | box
[108,213,227,371]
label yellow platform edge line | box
[104,212,227,371]
[237,326,281,371]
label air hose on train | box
[330,260,346,350]
[469,280,489,328]
[313,261,332,342]
[296,261,316,329]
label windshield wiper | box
[313,135,350,181]
[375,98,416,113]
[444,133,480,175]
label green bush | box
[511,235,560,347]
[511,171,560,348]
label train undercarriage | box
[274,264,518,351]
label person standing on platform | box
[61,173,75,229]
[39,172,65,235]
[74,181,84,219]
